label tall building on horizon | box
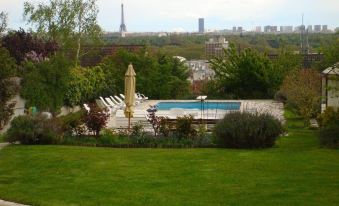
[198,18,204,33]
[314,25,321,32]
[119,3,127,37]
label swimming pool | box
[156,101,241,110]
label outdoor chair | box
[99,97,115,113]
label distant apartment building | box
[232,27,237,32]
[307,25,313,32]
[294,25,306,32]
[237,27,243,32]
[271,26,278,32]
[314,25,322,32]
[198,18,204,33]
[264,25,277,33]
[280,26,293,33]
[322,25,328,32]
[205,37,229,59]
[255,26,262,32]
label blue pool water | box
[156,101,241,110]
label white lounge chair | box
[99,96,115,113]
[105,97,120,111]
[110,96,124,109]
[121,93,141,105]
[115,95,140,106]
[114,95,124,104]
[137,93,148,100]
[133,94,142,105]
[134,93,143,103]
[83,104,90,113]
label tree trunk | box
[75,36,81,67]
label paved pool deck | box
[112,99,284,129]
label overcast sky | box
[1,0,339,32]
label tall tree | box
[24,0,102,65]
[2,29,58,64]
[280,69,321,120]
[0,47,17,130]
[0,11,8,34]
[100,49,190,99]
[209,45,278,99]
[21,55,71,115]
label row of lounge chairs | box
[83,93,148,114]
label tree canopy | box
[24,0,102,65]
[2,29,58,64]
[0,11,8,34]
[0,47,17,129]
[21,55,71,115]
[209,45,280,99]
[100,49,191,100]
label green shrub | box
[130,123,155,145]
[317,107,339,127]
[159,117,175,137]
[6,115,62,144]
[99,129,119,145]
[175,115,197,140]
[214,112,283,149]
[319,124,339,149]
[59,110,86,137]
[318,107,339,149]
[0,133,7,142]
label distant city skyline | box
[1,0,339,32]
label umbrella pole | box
[128,113,131,131]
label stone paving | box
[0,199,29,206]
[0,143,30,206]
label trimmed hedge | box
[214,112,283,149]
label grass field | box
[0,111,338,206]
[0,134,5,143]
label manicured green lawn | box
[0,134,5,143]
[0,112,338,206]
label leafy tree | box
[0,47,17,130]
[280,69,321,120]
[316,34,339,71]
[64,66,107,106]
[1,29,58,64]
[100,49,190,99]
[21,55,70,115]
[209,45,278,99]
[271,46,302,85]
[0,11,8,34]
[24,0,102,65]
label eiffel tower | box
[119,3,127,37]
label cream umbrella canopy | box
[124,63,136,130]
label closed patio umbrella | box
[124,63,136,130]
